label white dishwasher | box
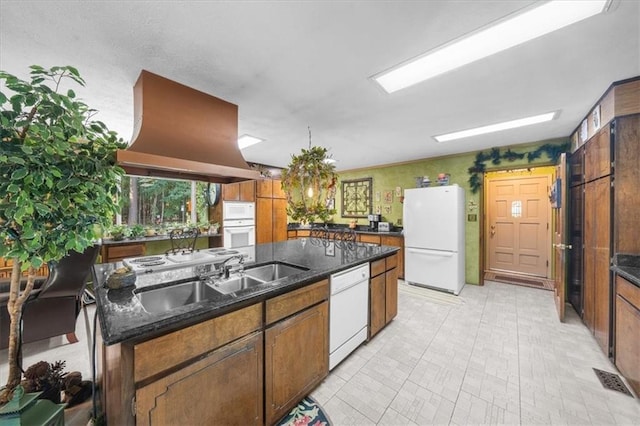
[329,263,370,370]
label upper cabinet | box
[223,180,256,202]
[584,124,612,182]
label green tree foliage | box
[281,146,337,224]
[0,65,125,403]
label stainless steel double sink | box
[134,262,308,313]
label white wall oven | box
[223,202,256,262]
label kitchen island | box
[93,239,399,425]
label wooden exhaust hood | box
[117,70,260,183]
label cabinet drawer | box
[134,303,262,383]
[359,234,381,245]
[385,254,398,270]
[617,275,640,308]
[106,244,145,261]
[266,280,329,325]
[371,259,386,277]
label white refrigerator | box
[403,185,465,295]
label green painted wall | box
[329,138,568,285]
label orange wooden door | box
[553,154,568,322]
[487,175,551,277]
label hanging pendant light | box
[281,127,338,225]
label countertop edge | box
[95,245,399,346]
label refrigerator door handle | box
[407,248,454,257]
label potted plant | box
[129,224,145,239]
[0,65,125,404]
[281,142,338,225]
[108,225,129,241]
[210,222,220,234]
[197,221,211,234]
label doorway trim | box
[480,166,556,288]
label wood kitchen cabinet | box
[103,303,263,425]
[381,235,404,279]
[368,253,399,339]
[584,124,611,182]
[222,180,256,202]
[256,179,288,244]
[135,331,263,425]
[614,275,640,396]
[101,243,146,263]
[265,280,329,425]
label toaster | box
[378,222,390,232]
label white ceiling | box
[1,1,638,171]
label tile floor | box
[312,281,640,425]
[2,280,638,425]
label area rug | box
[276,396,332,426]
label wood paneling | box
[134,303,262,383]
[136,331,263,426]
[103,343,135,426]
[265,301,329,425]
[614,79,640,117]
[615,275,640,396]
[614,115,640,253]
[265,279,329,325]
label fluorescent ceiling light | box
[434,111,558,142]
[373,0,608,93]
[238,134,264,149]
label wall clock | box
[206,183,221,206]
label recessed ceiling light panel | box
[373,0,608,93]
[434,111,559,142]
[238,134,264,149]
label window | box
[117,176,208,226]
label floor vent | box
[593,368,634,397]
[484,272,553,290]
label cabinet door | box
[584,125,611,181]
[359,234,381,245]
[385,267,398,323]
[265,301,329,425]
[593,177,611,354]
[256,179,273,198]
[272,179,287,199]
[222,183,240,201]
[369,274,386,338]
[583,181,595,332]
[135,332,263,426]
[240,180,256,201]
[273,198,289,242]
[615,276,640,396]
[256,198,273,244]
[381,236,404,279]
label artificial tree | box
[0,65,125,404]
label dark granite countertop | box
[611,254,640,288]
[93,239,399,345]
[101,233,220,246]
[287,223,404,237]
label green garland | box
[468,142,570,193]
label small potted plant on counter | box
[129,224,146,239]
